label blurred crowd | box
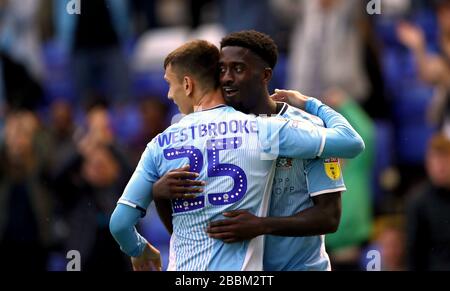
[0,0,449,271]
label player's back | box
[152,105,274,270]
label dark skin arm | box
[154,199,174,234]
[206,192,341,243]
[152,165,206,234]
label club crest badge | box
[324,158,341,180]
[276,157,293,169]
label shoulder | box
[146,121,183,146]
[282,104,324,127]
[223,106,248,117]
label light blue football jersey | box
[263,103,346,271]
[118,105,330,271]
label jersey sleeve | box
[304,158,346,197]
[109,203,150,257]
[305,98,365,158]
[110,141,160,258]
[256,116,325,159]
[256,99,365,160]
[118,141,160,216]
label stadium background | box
[0,0,449,271]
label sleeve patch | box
[324,158,341,180]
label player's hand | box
[323,87,347,109]
[397,22,425,52]
[206,210,264,243]
[152,165,206,200]
[270,89,310,110]
[131,243,162,271]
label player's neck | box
[193,89,225,112]
[249,96,277,116]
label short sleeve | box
[118,142,160,213]
[256,116,325,159]
[305,158,346,197]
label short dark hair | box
[429,133,450,153]
[220,30,278,69]
[433,0,450,8]
[164,40,220,90]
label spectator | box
[129,98,169,164]
[406,133,450,270]
[52,105,132,271]
[0,111,52,270]
[374,215,406,271]
[0,51,44,111]
[55,0,131,107]
[397,0,450,132]
[46,100,77,176]
[286,0,370,102]
[0,0,44,79]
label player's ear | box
[184,76,194,97]
[263,68,273,84]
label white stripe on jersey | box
[117,198,138,209]
[317,127,326,157]
[168,234,176,271]
[309,187,347,197]
[241,160,277,271]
